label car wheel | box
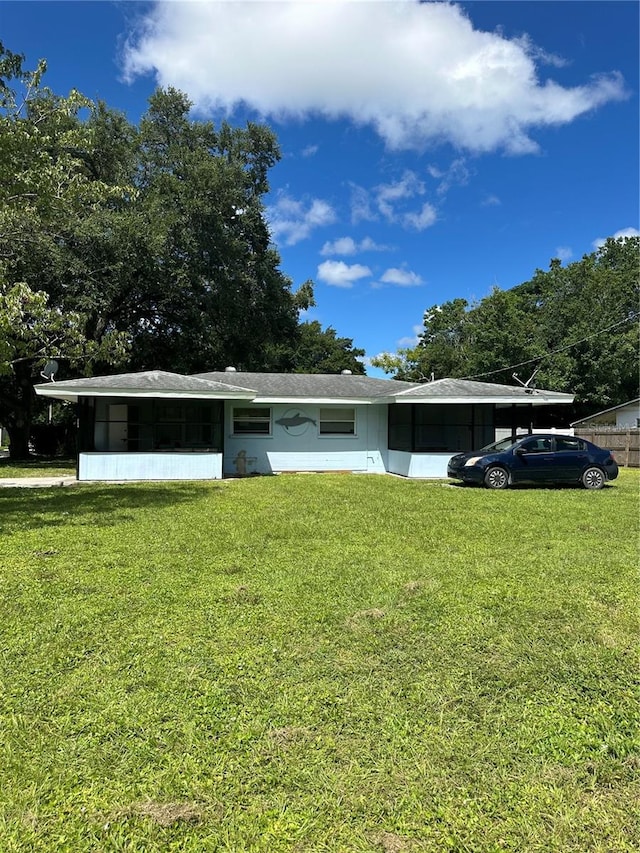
[484,466,509,490]
[582,467,605,490]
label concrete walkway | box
[0,476,77,489]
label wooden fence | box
[574,427,639,468]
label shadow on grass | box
[448,480,616,491]
[0,482,221,528]
[0,456,76,472]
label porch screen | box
[388,404,494,452]
[93,399,223,451]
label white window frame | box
[232,406,272,436]
[318,407,357,437]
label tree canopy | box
[0,43,131,456]
[374,236,640,411]
[0,44,359,457]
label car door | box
[552,435,590,482]
[511,437,555,483]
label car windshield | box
[480,437,519,453]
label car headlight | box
[464,457,482,467]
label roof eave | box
[34,385,255,401]
[249,396,382,405]
[395,394,575,405]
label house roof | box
[571,397,640,426]
[35,369,574,407]
[194,371,414,403]
[393,377,574,405]
[34,370,255,403]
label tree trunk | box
[6,423,31,459]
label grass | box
[0,457,76,478]
[0,470,638,852]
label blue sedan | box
[447,433,619,490]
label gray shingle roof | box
[35,370,254,399]
[194,371,415,400]
[394,377,573,402]
[35,369,574,406]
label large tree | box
[284,320,365,374]
[0,44,130,457]
[0,282,125,457]
[374,237,639,410]
[0,48,334,457]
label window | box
[319,408,356,435]
[555,436,585,452]
[233,407,271,435]
[520,437,552,453]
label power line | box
[459,312,640,381]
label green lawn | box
[0,457,76,478]
[1,471,638,852]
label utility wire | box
[458,312,639,381]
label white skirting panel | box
[78,452,223,481]
[387,450,454,478]
[266,449,371,473]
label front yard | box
[0,471,638,851]
[0,457,77,478]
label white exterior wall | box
[78,452,222,481]
[387,450,453,479]
[616,403,640,427]
[222,402,388,475]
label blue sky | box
[2,1,638,375]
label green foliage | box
[0,44,133,457]
[0,282,126,377]
[122,87,301,372]
[382,237,640,407]
[0,472,638,851]
[284,320,366,374]
[2,45,365,457]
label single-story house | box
[35,369,574,481]
[571,398,640,429]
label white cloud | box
[301,144,319,157]
[377,172,425,221]
[350,184,376,224]
[320,236,358,256]
[554,246,573,261]
[360,236,391,252]
[123,1,628,154]
[351,171,436,230]
[428,157,470,195]
[380,267,424,287]
[267,194,336,246]
[515,35,569,70]
[593,227,640,248]
[481,194,501,207]
[403,203,437,231]
[320,235,391,255]
[317,260,372,288]
[397,324,424,346]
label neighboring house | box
[35,369,574,481]
[571,398,640,429]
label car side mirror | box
[515,447,526,456]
